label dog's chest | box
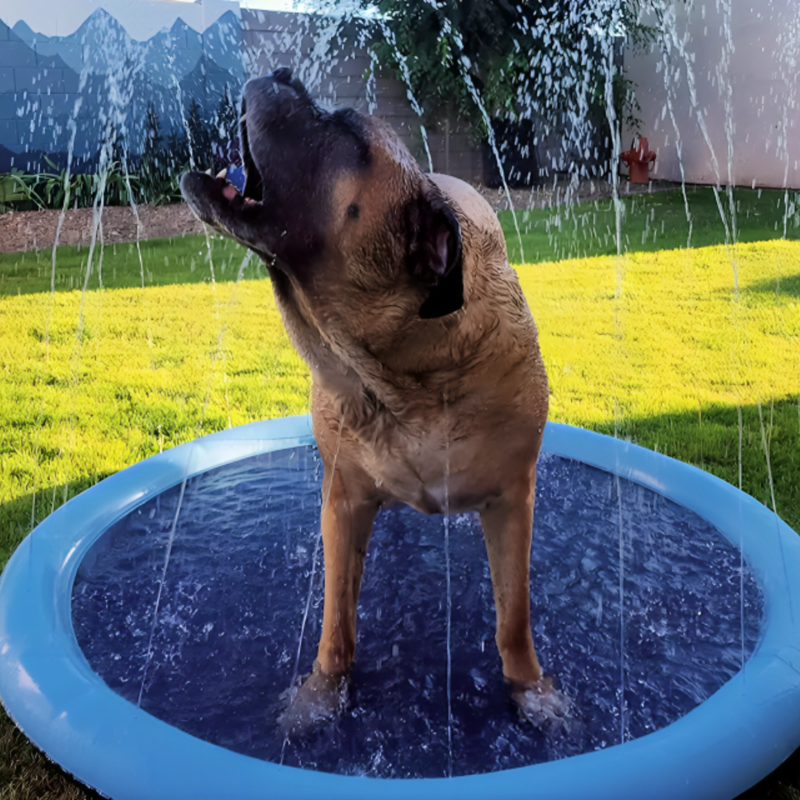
[355,405,533,516]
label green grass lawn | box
[3,185,798,295]
[0,234,268,296]
[0,185,799,799]
[501,184,800,263]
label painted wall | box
[0,0,244,173]
[625,0,800,189]
[0,0,484,181]
[0,1,581,186]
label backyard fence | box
[0,0,576,189]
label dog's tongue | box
[214,169,260,206]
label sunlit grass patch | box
[0,233,799,800]
[518,239,799,419]
[0,279,310,565]
[1,237,798,571]
[515,238,800,526]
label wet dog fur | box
[180,67,568,734]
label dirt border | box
[0,179,676,254]
[0,203,205,254]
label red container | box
[620,137,657,183]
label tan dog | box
[180,67,568,733]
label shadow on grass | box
[0,706,104,800]
[0,475,112,800]
[4,186,799,297]
[3,400,796,566]
[746,272,800,300]
[738,745,800,799]
[571,395,800,536]
[0,395,798,798]
[502,185,800,265]
[0,235,264,298]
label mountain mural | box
[0,4,244,173]
[12,19,86,75]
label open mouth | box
[179,147,272,258]
[211,175,261,208]
[238,96,265,205]
[202,73,314,215]
[179,70,314,260]
[209,98,265,211]
[182,103,268,228]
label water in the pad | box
[72,445,763,777]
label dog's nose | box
[269,67,293,84]
[243,68,311,123]
[244,68,300,101]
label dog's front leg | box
[279,460,379,735]
[480,475,571,730]
[317,463,379,675]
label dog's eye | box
[347,203,359,220]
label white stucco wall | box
[625,0,800,189]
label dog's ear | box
[405,185,462,288]
[406,185,464,318]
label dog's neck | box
[268,223,536,434]
[270,264,468,422]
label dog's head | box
[180,68,463,319]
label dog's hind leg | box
[480,473,572,731]
[480,475,542,685]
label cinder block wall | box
[0,4,485,181]
[241,9,483,182]
[0,7,244,173]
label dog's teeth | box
[240,114,247,124]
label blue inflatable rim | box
[1,416,799,800]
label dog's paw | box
[510,676,573,733]
[278,661,348,738]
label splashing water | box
[413,0,526,259]
[137,445,194,708]
[71,445,765,777]
[280,417,344,764]
[46,97,83,360]
[442,393,453,777]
